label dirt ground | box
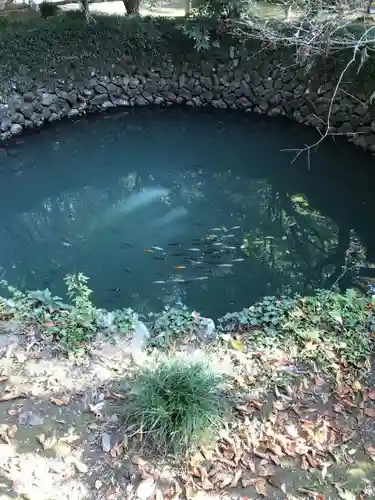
[0,321,375,500]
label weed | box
[125,359,226,455]
[0,274,138,353]
[219,289,374,376]
[148,306,197,347]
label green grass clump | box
[127,359,225,455]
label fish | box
[62,241,71,247]
[212,242,223,247]
[206,234,219,240]
[120,242,133,248]
[217,263,233,268]
[153,280,166,284]
[188,248,200,252]
[190,260,203,265]
[195,276,209,280]
[153,256,166,260]
[144,249,153,253]
[152,246,164,251]
[230,226,241,230]
[171,252,186,257]
[123,268,132,273]
[175,266,186,270]
[232,258,245,262]
[222,234,235,239]
[224,246,237,250]
[172,278,185,282]
[168,242,183,246]
[109,288,120,292]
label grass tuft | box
[126,358,225,455]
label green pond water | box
[0,107,374,319]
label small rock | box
[40,93,56,107]
[136,478,156,500]
[131,321,150,351]
[23,91,34,103]
[101,432,111,452]
[10,123,22,135]
[0,118,12,132]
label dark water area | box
[0,107,375,319]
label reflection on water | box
[0,107,374,318]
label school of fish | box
[142,225,246,285]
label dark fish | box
[153,256,167,260]
[109,288,120,292]
[171,252,186,257]
[120,242,133,248]
[168,242,183,246]
[111,229,121,234]
[123,268,132,273]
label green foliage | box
[0,274,137,353]
[125,359,225,454]
[148,306,197,347]
[39,1,61,18]
[219,289,374,373]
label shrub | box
[126,359,225,454]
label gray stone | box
[90,94,109,106]
[154,96,164,105]
[95,84,108,94]
[23,92,34,103]
[212,99,227,109]
[135,96,149,106]
[40,93,56,107]
[0,118,12,132]
[82,88,94,98]
[10,123,22,135]
[68,108,80,117]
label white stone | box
[136,478,156,500]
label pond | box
[0,107,375,319]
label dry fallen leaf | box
[73,459,88,473]
[230,338,244,352]
[230,469,242,488]
[250,477,267,496]
[36,433,57,450]
[284,423,299,439]
[0,376,8,382]
[0,390,27,402]
[364,444,375,462]
[368,389,375,401]
[200,467,213,491]
[131,454,147,467]
[364,407,375,417]
[352,380,362,392]
[50,395,70,406]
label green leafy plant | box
[219,289,374,374]
[149,306,197,347]
[125,359,225,454]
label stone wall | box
[1,44,375,152]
